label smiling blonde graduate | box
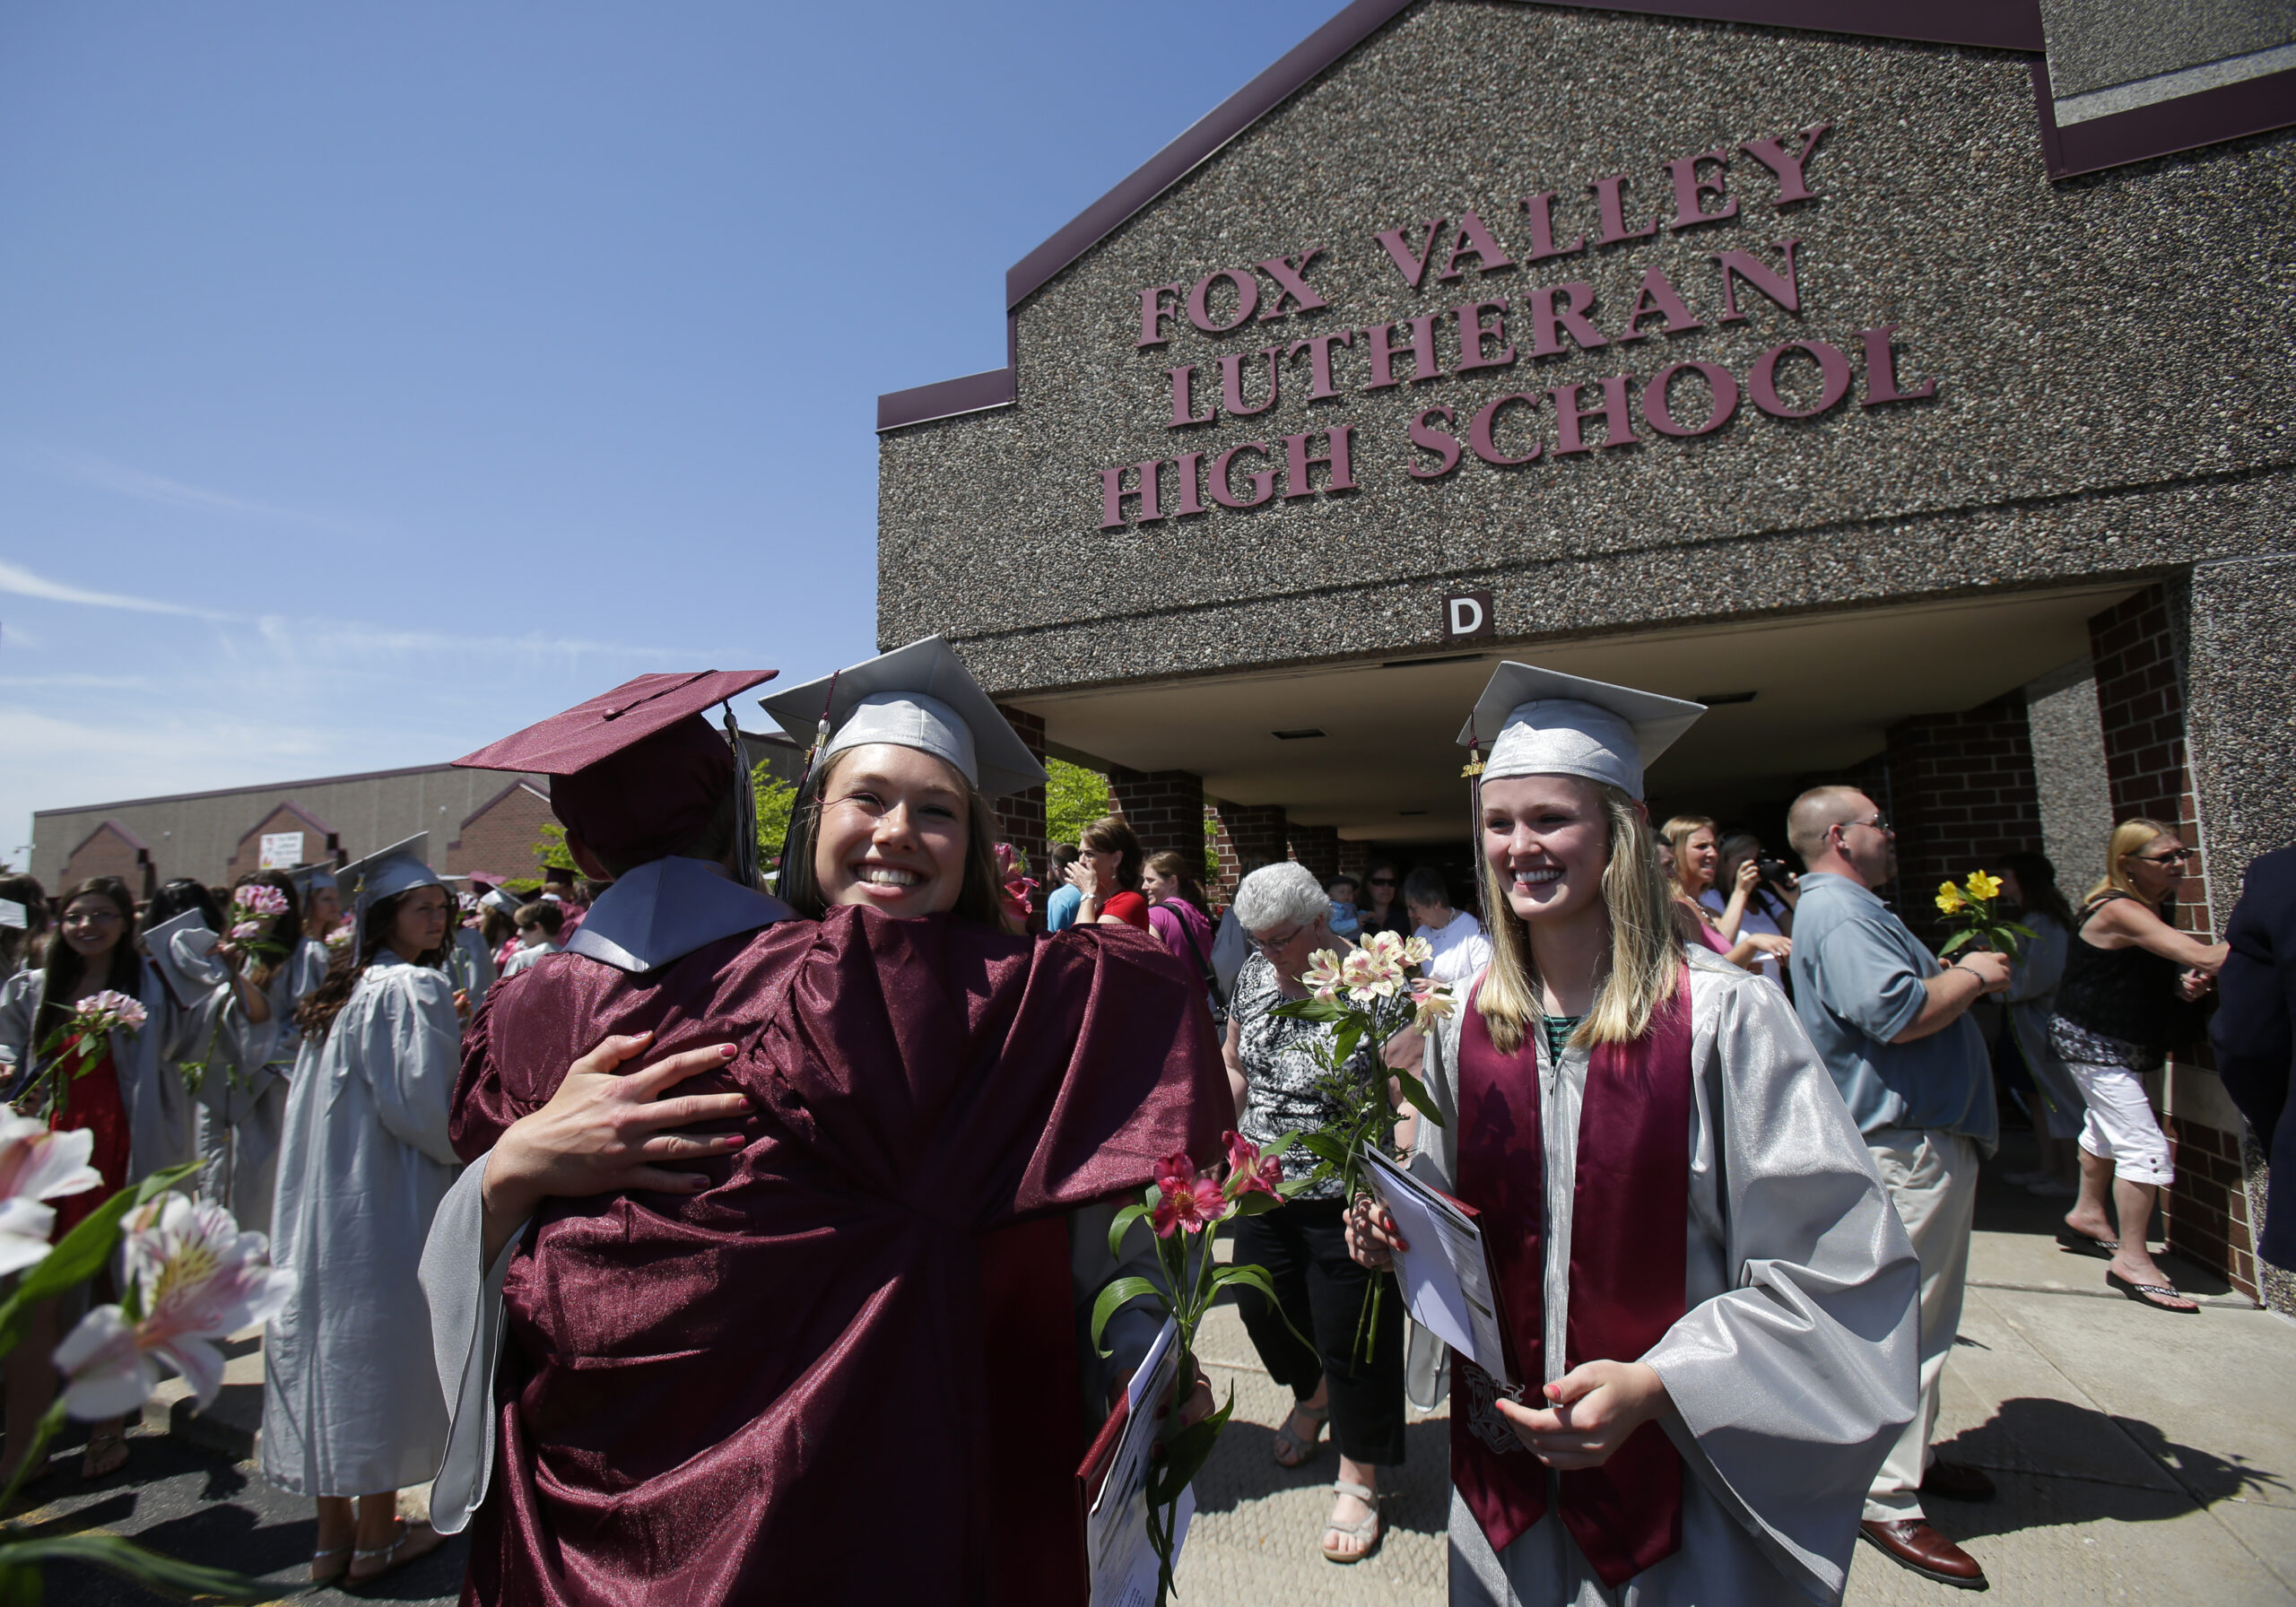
[1350,664,1920,1607]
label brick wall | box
[993,705,1049,874]
[1337,839,1370,879]
[61,821,155,900]
[1205,804,1241,907]
[223,803,343,884]
[1108,768,1207,875]
[1878,693,2048,948]
[1287,823,1340,883]
[446,784,556,882]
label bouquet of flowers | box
[1089,1131,1310,1604]
[0,1130,279,1601]
[1935,871,2035,962]
[1272,928,1452,1360]
[24,992,147,1120]
[222,883,294,969]
[993,842,1038,932]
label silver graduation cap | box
[758,635,1048,802]
[1458,664,1706,801]
[338,833,446,931]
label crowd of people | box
[0,641,2287,1604]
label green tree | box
[754,766,799,869]
[1045,758,1112,847]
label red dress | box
[49,1037,131,1240]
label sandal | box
[80,1427,129,1481]
[2107,1270,2199,1313]
[1322,1478,1383,1564]
[311,1544,353,1585]
[1272,1401,1328,1468]
[2055,1226,2118,1260]
[348,1516,445,1584]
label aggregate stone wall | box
[2025,658,2115,882]
[877,0,2296,696]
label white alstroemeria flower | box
[0,1117,102,1276]
[1398,934,1435,969]
[52,1194,295,1420]
[1300,949,1344,1003]
[1409,976,1456,1030]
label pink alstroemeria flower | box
[1300,950,1344,1003]
[0,1117,102,1277]
[52,1194,295,1420]
[1409,976,1456,1029]
[1150,1153,1228,1238]
[1222,1131,1283,1200]
[74,991,148,1034]
[234,884,290,917]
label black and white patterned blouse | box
[1230,951,1412,1202]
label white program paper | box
[1362,1146,1514,1387]
[1088,1316,1187,1606]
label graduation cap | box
[759,636,1048,802]
[143,906,225,1002]
[454,670,777,883]
[479,885,522,916]
[1457,663,1705,801]
[339,833,445,931]
[0,900,25,932]
[288,864,338,898]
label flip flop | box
[348,1517,445,1585]
[2055,1226,2118,1260]
[2107,1270,2199,1313]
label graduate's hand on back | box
[1495,1359,1670,1470]
[482,1031,752,1251]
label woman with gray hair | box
[1222,860,1410,1566]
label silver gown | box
[1413,946,1920,1606]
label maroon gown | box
[450,905,1228,1606]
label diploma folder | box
[1076,1317,1196,1607]
[1361,1145,1517,1390]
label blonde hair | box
[2087,817,2178,905]
[1659,813,1717,898]
[1476,780,1683,1055]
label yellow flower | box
[1965,871,2002,902]
[1935,882,1967,915]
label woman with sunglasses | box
[2051,820,2229,1311]
[1355,861,1409,938]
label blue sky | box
[0,0,1340,864]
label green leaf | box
[1936,931,1978,957]
[1107,1202,1154,1263]
[1149,1386,1234,1507]
[1228,1189,1286,1218]
[1270,997,1348,1024]
[1276,1172,1325,1198]
[0,1561,35,1607]
[1088,1276,1166,1356]
[1299,1132,1349,1168]
[1330,1020,1364,1072]
[0,1534,270,1602]
[1392,1068,1446,1128]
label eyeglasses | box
[1835,813,1892,837]
[1368,877,1396,888]
[2135,847,2195,865]
[1250,925,1306,953]
[61,908,125,928]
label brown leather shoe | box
[1922,1459,1997,1502]
[1860,1519,1987,1588]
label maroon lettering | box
[1283,427,1357,498]
[1518,191,1587,263]
[1187,268,1260,334]
[1858,325,1938,406]
[1550,378,1641,454]
[1452,300,1516,373]
[1137,283,1187,348]
[1376,219,1446,289]
[1615,267,1705,343]
[1739,121,1833,206]
[1749,340,1852,418]
[1640,361,1740,437]
[1587,175,1661,247]
[1256,249,1329,319]
[1100,460,1163,528]
[1713,239,1802,323]
[1360,315,1444,388]
[1220,347,1282,418]
[1468,393,1542,466]
[1408,407,1463,479]
[1286,329,1355,400]
[1208,441,1277,508]
[1665,150,1738,231]
[1435,211,1517,282]
[1168,363,1215,428]
[1527,283,1608,358]
[1170,450,1209,517]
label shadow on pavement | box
[1191,1412,1454,1536]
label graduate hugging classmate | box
[1349,665,1922,1606]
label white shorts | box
[2067,1060,2174,1187]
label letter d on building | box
[1445,590,1495,641]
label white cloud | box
[0,559,233,621]
[30,445,365,535]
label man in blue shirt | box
[1042,841,1083,932]
[1787,785,2012,1591]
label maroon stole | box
[1450,970,1692,1587]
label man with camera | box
[1785,786,2013,1590]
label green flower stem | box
[0,1399,67,1513]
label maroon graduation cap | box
[455,670,776,879]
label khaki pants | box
[1863,1125,1979,1523]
